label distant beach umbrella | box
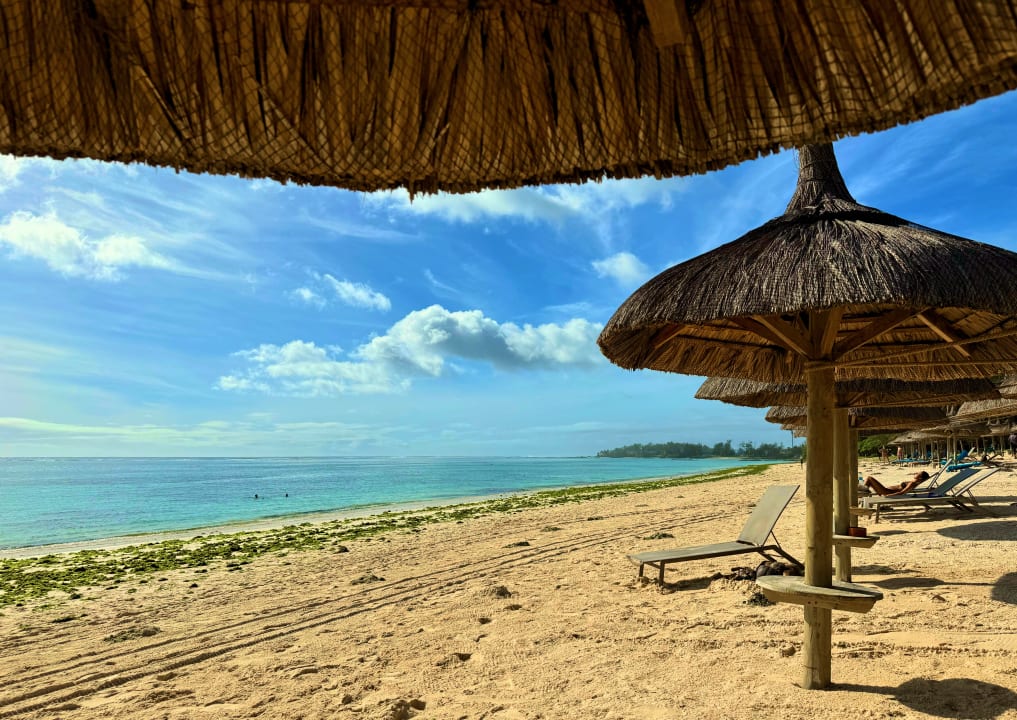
[696,375,996,583]
[3,2,1017,192]
[696,377,998,409]
[766,405,947,431]
[949,398,1017,424]
[890,430,944,444]
[598,142,1017,689]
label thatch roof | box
[890,429,956,442]
[889,431,925,443]
[2,2,1017,192]
[598,143,1017,382]
[949,398,1017,423]
[695,377,998,409]
[767,405,947,431]
[999,375,1017,398]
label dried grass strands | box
[4,1,1017,191]
[695,376,999,409]
[766,405,948,431]
[950,398,1017,423]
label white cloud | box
[0,155,25,192]
[291,272,391,312]
[216,375,271,393]
[592,252,650,286]
[292,287,326,308]
[363,176,686,225]
[0,211,179,280]
[322,274,391,311]
[218,305,604,396]
[299,210,418,243]
[423,268,464,300]
[0,415,384,450]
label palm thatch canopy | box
[598,143,1017,382]
[695,377,998,409]
[999,375,1017,398]
[949,397,1017,424]
[766,405,947,431]
[598,141,1017,690]
[910,422,993,437]
[3,2,1017,193]
[890,430,940,444]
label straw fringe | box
[3,1,1017,192]
[695,376,1000,409]
[766,405,947,430]
[950,397,1017,423]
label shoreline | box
[3,461,1016,719]
[0,464,772,607]
[1,462,783,559]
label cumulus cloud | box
[363,175,685,225]
[218,305,604,395]
[291,272,391,312]
[0,211,179,280]
[592,252,650,286]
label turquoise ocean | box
[0,456,774,550]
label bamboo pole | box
[833,408,851,582]
[803,363,834,689]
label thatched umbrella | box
[948,399,1017,455]
[598,142,1017,688]
[890,429,946,446]
[696,377,998,409]
[697,376,997,580]
[997,376,1017,399]
[950,398,1017,424]
[766,405,948,431]
[2,2,1017,192]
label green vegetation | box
[598,440,799,460]
[0,464,770,608]
[857,433,897,456]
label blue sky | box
[3,91,1017,457]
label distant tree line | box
[857,433,896,456]
[597,440,800,460]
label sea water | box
[0,456,776,549]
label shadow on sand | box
[836,678,1017,719]
[853,566,1016,605]
[867,575,946,590]
[937,519,1017,542]
[991,571,1017,605]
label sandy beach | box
[2,462,1016,720]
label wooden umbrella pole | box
[803,363,835,689]
[850,428,859,509]
[833,408,851,582]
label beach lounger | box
[629,485,800,584]
[859,466,978,500]
[862,468,1001,521]
[856,465,961,499]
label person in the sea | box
[860,470,930,496]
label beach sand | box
[1,462,1016,719]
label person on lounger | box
[861,470,930,496]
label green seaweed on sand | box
[0,464,771,607]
